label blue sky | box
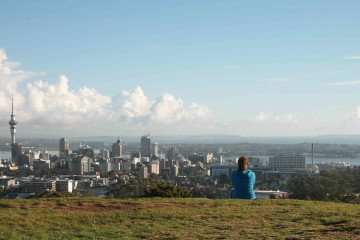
[0,0,360,137]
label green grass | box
[0,198,359,239]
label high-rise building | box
[141,134,151,158]
[112,138,122,158]
[152,143,158,157]
[100,148,110,160]
[71,156,91,175]
[11,143,22,165]
[166,146,179,160]
[77,144,94,158]
[59,137,69,158]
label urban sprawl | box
[0,99,352,199]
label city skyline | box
[0,1,360,137]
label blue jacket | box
[231,170,256,199]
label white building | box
[152,143,159,157]
[149,162,160,175]
[203,153,213,163]
[269,155,306,171]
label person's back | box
[231,156,256,199]
[231,169,256,199]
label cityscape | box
[1,98,357,200]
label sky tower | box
[9,96,17,144]
[9,96,22,164]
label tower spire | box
[11,94,13,114]
[9,94,17,144]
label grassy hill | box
[0,198,359,240]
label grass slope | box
[0,198,359,240]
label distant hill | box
[0,197,358,239]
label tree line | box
[288,166,360,203]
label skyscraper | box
[152,142,159,157]
[112,138,122,158]
[141,134,151,158]
[59,137,69,157]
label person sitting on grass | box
[231,156,256,199]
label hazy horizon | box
[3,134,360,145]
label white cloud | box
[0,48,44,91]
[22,75,112,126]
[121,86,152,120]
[115,87,210,125]
[344,56,360,60]
[251,112,298,125]
[327,80,360,86]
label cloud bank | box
[344,56,360,60]
[327,80,360,86]
[0,48,210,135]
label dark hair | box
[238,156,249,171]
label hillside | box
[0,198,359,240]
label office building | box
[77,144,94,158]
[209,163,238,177]
[100,148,110,160]
[112,138,122,158]
[59,137,69,158]
[20,179,56,193]
[33,159,51,170]
[152,143,158,157]
[166,146,179,160]
[72,156,91,175]
[141,134,151,158]
[56,180,73,193]
[170,165,179,177]
[11,143,22,165]
[269,155,306,171]
[140,166,148,179]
